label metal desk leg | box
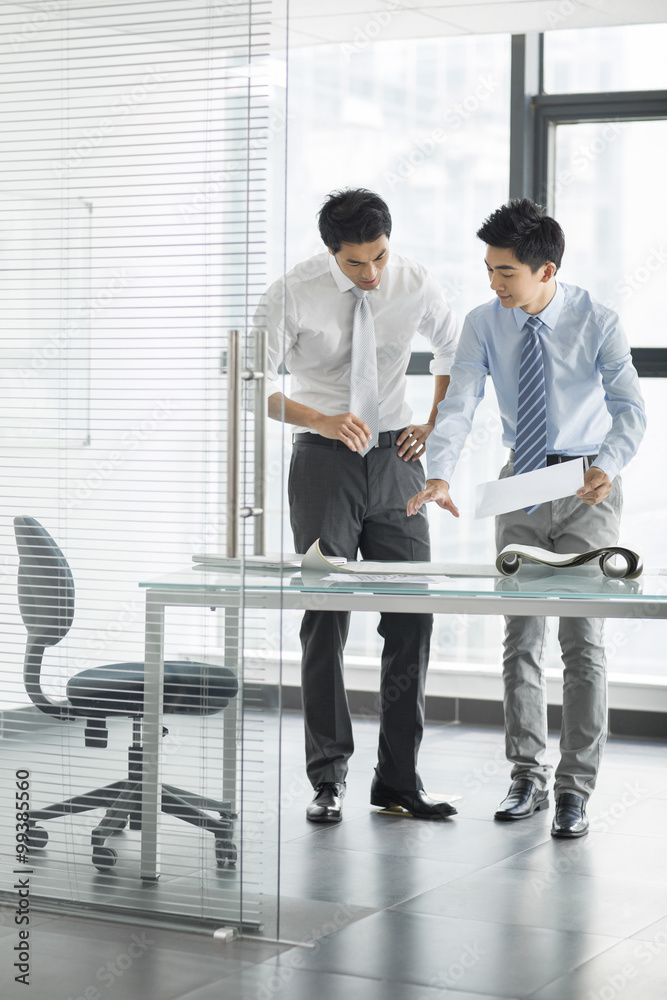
[222,697,238,814]
[223,605,240,813]
[141,591,165,880]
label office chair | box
[14,515,239,872]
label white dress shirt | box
[426,281,646,483]
[260,251,459,434]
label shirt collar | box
[328,251,356,293]
[513,280,565,332]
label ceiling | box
[278,0,667,47]
[4,0,667,52]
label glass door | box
[0,0,285,940]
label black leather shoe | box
[306,782,345,823]
[551,792,589,838]
[494,778,549,821]
[370,775,457,819]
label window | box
[265,32,510,669]
[544,23,667,94]
[552,119,667,347]
[537,25,667,683]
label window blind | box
[0,0,279,936]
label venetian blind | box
[0,0,280,936]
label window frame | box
[401,41,667,721]
[530,70,667,372]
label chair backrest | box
[14,516,75,718]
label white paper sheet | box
[301,539,500,580]
[325,572,447,584]
[475,459,585,519]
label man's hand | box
[396,423,435,461]
[576,466,612,505]
[407,479,460,518]
[311,412,371,453]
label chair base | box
[28,740,237,871]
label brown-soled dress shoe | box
[370,774,457,819]
[494,778,549,821]
[551,792,589,838]
[306,781,346,823]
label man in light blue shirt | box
[408,199,646,838]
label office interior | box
[0,1,666,998]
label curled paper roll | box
[496,544,643,580]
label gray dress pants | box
[495,457,623,801]
[288,433,432,790]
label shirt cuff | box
[425,464,453,485]
[589,453,619,480]
[429,357,453,376]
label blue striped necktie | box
[514,315,547,513]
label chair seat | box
[67,660,238,719]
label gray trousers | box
[495,458,623,801]
[288,433,432,790]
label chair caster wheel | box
[28,825,48,849]
[215,839,237,868]
[92,846,118,871]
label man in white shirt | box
[261,188,460,823]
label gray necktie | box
[349,287,379,455]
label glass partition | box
[263,31,512,688]
[551,117,666,681]
[0,0,285,939]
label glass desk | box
[137,562,667,879]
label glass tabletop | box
[139,561,667,603]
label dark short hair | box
[476,198,565,271]
[317,188,392,253]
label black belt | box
[545,453,598,468]
[510,450,598,469]
[293,430,402,449]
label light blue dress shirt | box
[426,281,646,484]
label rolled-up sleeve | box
[253,277,298,398]
[426,316,489,483]
[418,273,460,376]
[594,313,646,479]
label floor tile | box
[528,936,667,1000]
[288,809,552,867]
[497,830,667,884]
[630,916,667,941]
[278,841,476,908]
[441,780,517,822]
[32,911,285,962]
[394,865,667,938]
[252,894,377,945]
[272,907,617,997]
[1,714,665,1000]
[1,921,244,1000]
[0,900,55,939]
[588,796,667,838]
[179,964,510,1000]
[279,794,373,845]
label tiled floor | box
[3,712,667,1000]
